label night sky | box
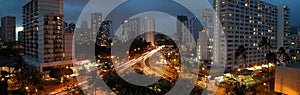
[0,0,299,28]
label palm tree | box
[235,45,247,68]
[258,37,272,49]
[265,51,281,65]
[277,47,291,64]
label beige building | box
[275,65,300,95]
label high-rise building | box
[23,0,73,72]
[189,17,202,42]
[1,16,16,42]
[91,12,102,34]
[290,26,300,35]
[177,15,200,51]
[96,21,112,47]
[215,0,290,67]
[277,5,291,50]
[288,26,300,61]
[122,17,155,43]
[63,32,73,60]
[18,31,24,43]
[176,15,189,44]
[197,9,214,61]
[80,20,88,30]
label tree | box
[277,47,291,64]
[258,37,272,48]
[13,57,43,94]
[235,45,247,67]
[265,51,281,64]
[49,68,65,80]
[232,82,248,95]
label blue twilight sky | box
[0,0,299,28]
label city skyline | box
[0,0,300,41]
[0,0,300,27]
[0,0,300,95]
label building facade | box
[91,12,102,35]
[1,16,16,43]
[215,0,290,66]
[197,9,214,62]
[18,31,24,43]
[96,21,112,47]
[23,0,73,72]
[122,17,155,43]
[275,65,300,95]
[177,15,200,52]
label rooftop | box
[285,62,300,69]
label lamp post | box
[25,86,30,95]
[263,82,270,94]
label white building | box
[215,0,290,67]
[91,12,102,37]
[23,0,73,72]
[122,17,155,43]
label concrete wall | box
[275,66,300,95]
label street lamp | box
[263,82,267,86]
[201,67,205,71]
[25,86,29,95]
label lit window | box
[249,20,254,23]
[228,13,233,16]
[258,14,262,17]
[253,43,257,46]
[258,7,262,10]
[291,42,295,45]
[258,21,262,25]
[249,16,253,19]
[253,32,258,35]
[271,36,275,39]
[265,6,269,9]
[245,3,248,7]
[253,28,258,31]
[268,30,272,32]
